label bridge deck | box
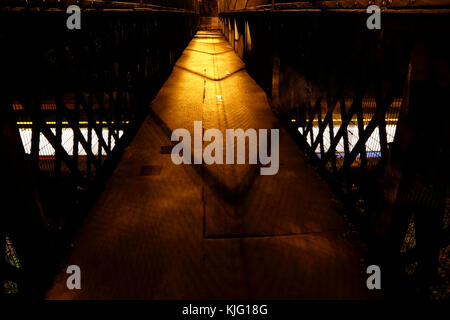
[46,31,374,299]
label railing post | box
[55,100,62,179]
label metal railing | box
[0,0,200,12]
[219,9,449,298]
[0,7,199,297]
[218,0,450,12]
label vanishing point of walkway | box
[46,31,373,299]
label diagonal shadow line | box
[194,35,223,39]
[147,108,261,206]
[184,48,234,56]
[190,40,224,44]
[174,64,245,82]
[192,36,223,40]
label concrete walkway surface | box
[46,31,376,300]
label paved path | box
[46,31,375,299]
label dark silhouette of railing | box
[219,8,449,299]
[0,6,199,297]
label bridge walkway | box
[46,31,374,299]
